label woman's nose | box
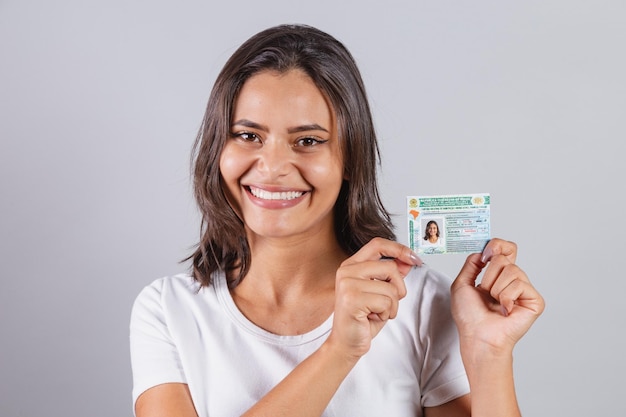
[255,141,293,178]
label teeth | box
[250,187,304,200]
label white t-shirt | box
[130,265,469,416]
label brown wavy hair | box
[187,24,395,288]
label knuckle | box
[397,285,407,299]
[340,286,360,304]
[492,253,513,266]
[334,276,349,292]
[382,294,394,310]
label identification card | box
[407,193,491,254]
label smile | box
[248,186,305,201]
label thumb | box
[451,253,485,291]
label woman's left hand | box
[450,238,545,355]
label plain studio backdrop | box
[1,1,624,416]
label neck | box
[234,230,348,304]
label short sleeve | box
[129,278,187,407]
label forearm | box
[241,341,358,417]
[461,342,520,417]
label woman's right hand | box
[327,237,422,360]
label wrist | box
[320,336,363,370]
[459,339,521,417]
[460,337,514,370]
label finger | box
[338,260,407,299]
[495,277,545,317]
[362,289,399,321]
[337,277,401,320]
[478,261,544,318]
[343,237,422,267]
[480,238,518,264]
[480,257,530,296]
[451,252,484,292]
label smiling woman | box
[129,24,544,417]
[220,69,344,242]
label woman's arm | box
[240,340,358,416]
[135,383,198,417]
[134,343,358,417]
[425,395,471,417]
[133,341,359,417]
[444,238,545,417]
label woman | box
[130,24,544,417]
[423,220,441,246]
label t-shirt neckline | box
[213,271,333,346]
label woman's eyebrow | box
[232,119,329,134]
[287,124,329,134]
[232,119,268,132]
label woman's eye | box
[296,137,328,147]
[232,132,260,143]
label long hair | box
[187,24,395,287]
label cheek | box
[219,145,246,184]
[308,153,344,185]
[218,147,246,214]
[218,147,247,214]
[309,163,343,193]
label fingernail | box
[500,305,509,317]
[481,247,493,263]
[410,251,423,267]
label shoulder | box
[140,273,199,294]
[130,274,207,325]
[133,274,194,305]
[129,272,227,358]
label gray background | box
[1,0,624,416]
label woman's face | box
[428,223,438,236]
[219,69,344,242]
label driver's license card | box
[407,193,491,255]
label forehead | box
[233,69,334,128]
